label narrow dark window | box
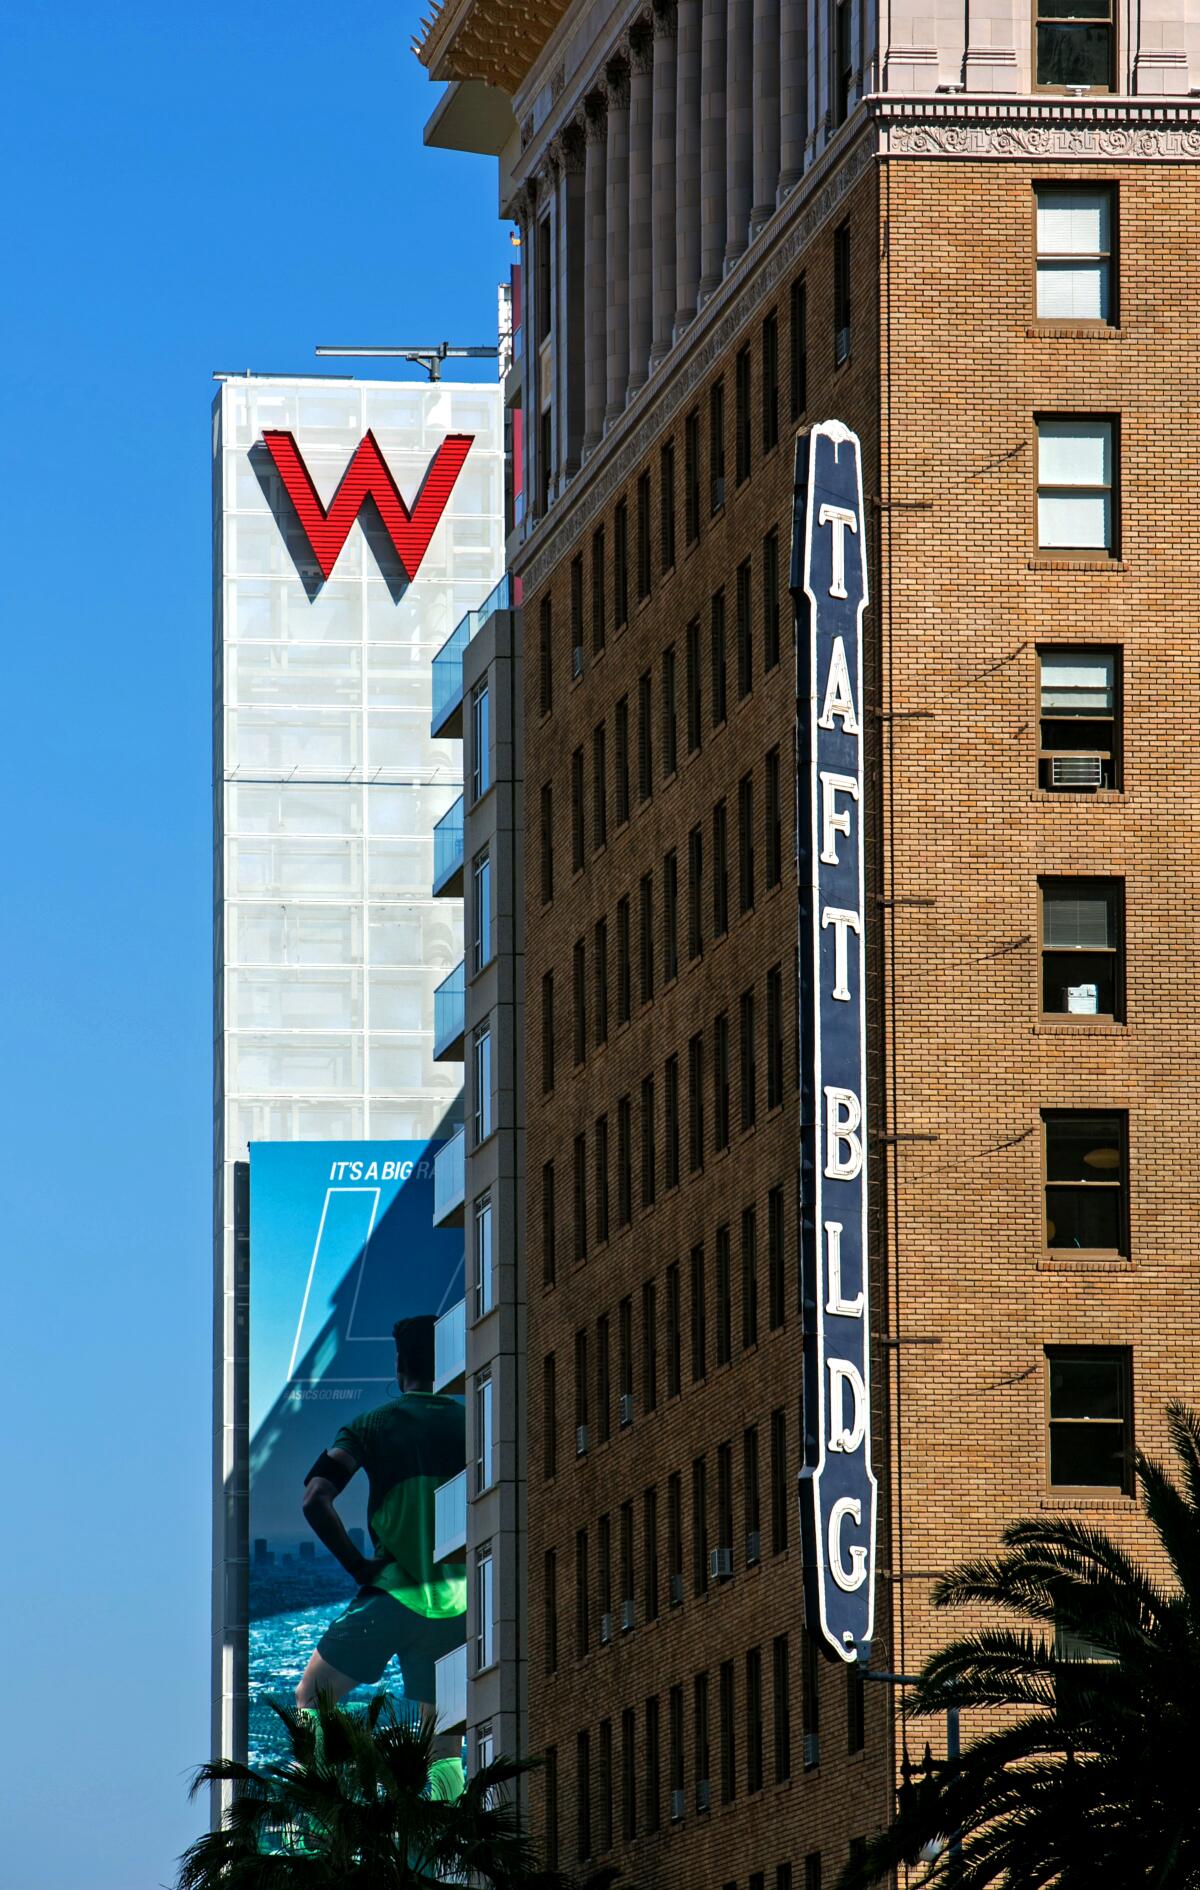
[773,1634,792,1780]
[710,590,727,726]
[572,939,587,1067]
[542,1162,556,1287]
[684,408,701,543]
[596,1313,610,1442]
[597,1718,612,1853]
[622,1708,637,1842]
[546,1748,559,1868]
[770,1407,787,1552]
[643,1487,659,1621]
[576,1728,591,1861]
[716,1442,734,1563]
[619,1295,633,1405]
[570,554,584,677]
[765,745,782,887]
[762,309,779,451]
[571,747,585,871]
[834,0,852,122]
[805,1857,822,1890]
[763,527,781,670]
[662,644,678,777]
[688,1031,705,1172]
[594,917,609,1048]
[714,1011,730,1151]
[666,1262,682,1398]
[642,1280,658,1411]
[691,1456,709,1595]
[687,825,704,959]
[744,1424,761,1562]
[639,872,655,1004]
[686,618,702,753]
[542,970,555,1093]
[575,1329,589,1448]
[768,1183,786,1329]
[746,1647,764,1792]
[543,1352,557,1478]
[660,439,676,571]
[616,895,632,1025]
[834,222,852,366]
[709,379,726,512]
[545,1550,558,1672]
[846,1665,865,1754]
[694,1673,711,1807]
[638,670,653,801]
[740,985,757,1131]
[594,1114,610,1244]
[802,1632,821,1765]
[614,498,629,629]
[713,799,729,936]
[790,274,807,419]
[663,849,679,983]
[719,1662,736,1804]
[640,1074,657,1208]
[766,964,784,1109]
[617,1095,633,1226]
[591,524,606,652]
[637,470,652,600]
[690,1243,707,1382]
[539,595,553,716]
[738,772,755,912]
[741,1202,758,1349]
[540,781,554,904]
[715,1224,732,1366]
[735,346,752,484]
[614,693,631,821]
[644,1698,661,1833]
[669,1686,685,1814]
[736,558,753,700]
[666,1471,682,1600]
[665,1053,680,1189]
[592,721,607,850]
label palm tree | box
[177,1692,616,1890]
[841,1403,1200,1890]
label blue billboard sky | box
[0,4,508,1885]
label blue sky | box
[0,5,508,1884]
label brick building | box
[418,0,1200,1882]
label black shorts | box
[317,1587,465,1699]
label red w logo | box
[262,429,474,582]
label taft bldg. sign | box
[791,420,877,1665]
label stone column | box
[649,0,678,370]
[582,94,608,456]
[1134,0,1189,91]
[750,0,780,235]
[554,124,587,476]
[724,0,754,270]
[514,182,539,517]
[697,0,727,303]
[627,28,654,396]
[673,0,702,335]
[604,58,631,428]
[778,0,807,198]
[963,0,1018,90]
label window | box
[591,918,608,1050]
[770,1407,788,1552]
[591,524,606,653]
[545,1551,558,1672]
[1038,646,1119,789]
[618,1296,632,1408]
[618,1095,633,1226]
[766,965,784,1109]
[762,310,779,451]
[665,1053,680,1189]
[686,618,702,753]
[643,1279,658,1411]
[805,1855,822,1890]
[714,1011,730,1150]
[685,407,701,542]
[595,1114,610,1245]
[768,1183,786,1329]
[571,555,584,677]
[666,1262,682,1398]
[542,1163,556,1288]
[738,773,755,912]
[573,1133,588,1262]
[666,1470,682,1598]
[614,693,631,820]
[471,680,491,801]
[645,1697,662,1833]
[641,1075,657,1208]
[1036,186,1114,322]
[790,275,807,419]
[741,1203,759,1349]
[773,1634,792,1781]
[740,986,757,1132]
[669,1686,685,1813]
[663,849,679,983]
[765,745,782,887]
[1040,879,1123,1019]
[713,799,729,936]
[617,896,632,1025]
[546,1748,559,1867]
[662,644,678,777]
[743,1424,760,1560]
[661,439,677,572]
[710,379,726,511]
[690,1243,707,1381]
[694,1673,711,1807]
[846,1665,865,1754]
[592,721,607,850]
[687,826,704,959]
[763,528,781,670]
[639,872,655,1004]
[540,782,554,904]
[619,1500,634,1618]
[622,1708,637,1841]
[834,222,852,366]
[472,851,492,973]
[746,1647,764,1792]
[719,1661,736,1803]
[614,498,629,630]
[692,1456,709,1595]
[475,1192,494,1318]
[833,0,852,122]
[476,1370,494,1491]
[473,1023,492,1143]
[638,670,654,801]
[643,1487,660,1625]
[575,1328,589,1448]
[736,559,753,700]
[710,590,727,726]
[541,971,555,1094]
[1036,0,1114,90]
[476,1544,494,1669]
[688,1031,705,1172]
[1043,1111,1127,1255]
[539,596,553,716]
[571,746,585,870]
[574,1528,590,1654]
[802,1632,821,1764]
[717,1444,733,1568]
[715,1224,732,1366]
[543,1353,557,1478]
[1036,416,1115,553]
[637,471,652,600]
[597,1316,611,1443]
[1047,1346,1132,1490]
[576,1729,591,1861]
[735,346,752,484]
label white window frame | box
[475,1192,494,1318]
[1036,417,1115,554]
[1035,186,1113,323]
[473,1024,493,1145]
[472,849,492,974]
[471,681,491,802]
[476,1545,495,1670]
[476,1371,495,1492]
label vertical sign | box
[791,421,876,1664]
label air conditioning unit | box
[575,1424,589,1457]
[1051,752,1104,789]
[669,1572,685,1607]
[835,325,852,366]
[696,1779,711,1813]
[745,1529,761,1566]
[804,1733,821,1771]
[618,1392,635,1427]
[620,1598,635,1632]
[670,1788,686,1823]
[599,1611,612,1645]
[709,1546,733,1581]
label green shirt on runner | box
[334,1392,467,1620]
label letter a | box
[818,637,859,734]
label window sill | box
[1028,788,1125,805]
[1027,557,1127,573]
[1026,323,1121,340]
[1037,1252,1132,1272]
[1038,1493,1134,1511]
[1032,1020,1126,1035]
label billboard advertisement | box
[248,1139,464,1767]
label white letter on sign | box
[818,636,860,734]
[818,503,859,600]
[828,1359,867,1452]
[828,1497,869,1592]
[824,1087,863,1179]
[824,1221,864,1317]
[821,906,861,1001]
[819,771,858,865]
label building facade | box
[417,2,1200,1883]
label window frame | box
[1038,876,1124,1022]
[1045,1344,1133,1495]
[1041,1108,1129,1261]
[1033,0,1116,95]
[1034,413,1119,560]
[1033,182,1117,327]
[1037,642,1122,791]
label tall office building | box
[413,6,1200,1884]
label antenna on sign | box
[314,343,499,382]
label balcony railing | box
[433,1469,468,1563]
[432,794,464,898]
[434,1297,466,1393]
[433,960,466,1062]
[433,1126,466,1229]
[430,573,513,738]
[435,1641,467,1731]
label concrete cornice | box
[871,90,1200,159]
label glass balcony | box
[435,1641,467,1732]
[434,1295,466,1393]
[433,1469,468,1563]
[432,794,464,898]
[433,1125,466,1229]
[433,960,466,1062]
[430,573,513,738]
